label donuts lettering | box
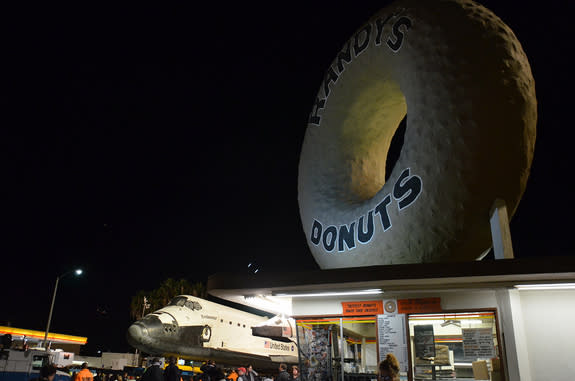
[309,12,412,126]
[310,168,422,253]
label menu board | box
[414,324,436,358]
[462,328,495,359]
[377,314,408,372]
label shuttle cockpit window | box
[169,296,188,307]
[185,300,202,311]
[168,296,202,311]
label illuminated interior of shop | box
[296,317,378,381]
[408,311,501,380]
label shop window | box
[408,311,501,381]
[296,317,378,381]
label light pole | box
[43,268,83,349]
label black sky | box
[3,1,574,354]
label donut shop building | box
[207,256,575,381]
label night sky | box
[3,1,574,355]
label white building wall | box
[438,290,498,310]
[291,288,575,381]
[292,296,345,316]
[519,289,575,381]
[292,290,499,316]
[496,289,532,381]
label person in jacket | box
[200,360,217,381]
[226,368,238,381]
[38,364,57,381]
[236,368,248,381]
[276,364,289,381]
[77,363,94,381]
[141,358,163,381]
[290,366,299,381]
[245,366,258,381]
[163,357,181,381]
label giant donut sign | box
[298,0,537,269]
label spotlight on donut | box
[298,0,537,269]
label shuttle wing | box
[269,354,299,363]
[251,315,296,342]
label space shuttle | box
[127,295,298,369]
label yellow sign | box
[0,326,87,344]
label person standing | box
[200,360,216,381]
[164,357,181,381]
[245,366,258,381]
[36,364,57,381]
[77,363,94,381]
[236,368,248,381]
[276,364,289,381]
[141,358,163,381]
[378,353,400,381]
[226,368,238,381]
[290,366,299,381]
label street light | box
[43,268,83,349]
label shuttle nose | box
[127,315,163,347]
[127,323,148,346]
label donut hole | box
[385,115,407,183]
[338,79,407,203]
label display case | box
[413,346,455,380]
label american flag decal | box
[264,341,270,348]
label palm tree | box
[129,290,151,320]
[188,281,207,298]
[130,278,207,321]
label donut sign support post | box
[489,199,515,260]
[298,0,537,269]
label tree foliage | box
[130,278,207,320]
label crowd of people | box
[78,362,129,381]
[36,362,125,381]
[194,359,299,381]
[37,353,397,381]
[139,357,183,381]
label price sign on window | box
[462,328,495,359]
